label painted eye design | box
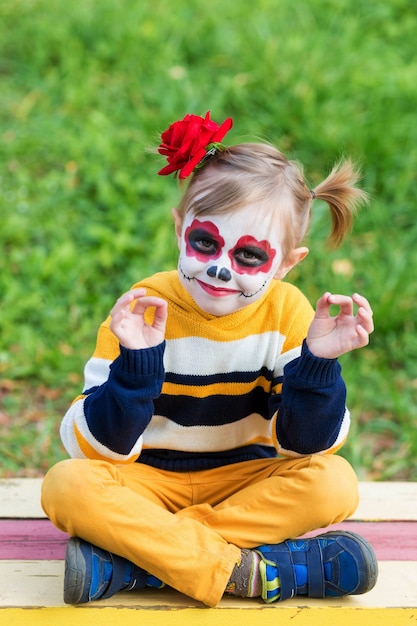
[233,247,269,267]
[187,229,219,255]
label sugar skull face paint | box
[185,220,225,262]
[176,205,285,316]
[228,235,277,275]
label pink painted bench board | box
[1,518,416,560]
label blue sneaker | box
[64,537,164,604]
[255,531,378,603]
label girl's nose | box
[207,266,232,282]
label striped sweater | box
[60,270,350,471]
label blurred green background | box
[1,0,416,479]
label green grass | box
[1,0,416,479]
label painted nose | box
[207,266,232,282]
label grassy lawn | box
[1,0,416,479]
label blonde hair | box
[176,143,368,259]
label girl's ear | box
[274,247,309,280]
[172,208,182,248]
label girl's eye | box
[234,247,269,267]
[197,238,216,251]
[187,229,219,255]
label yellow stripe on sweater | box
[162,377,272,398]
[74,422,140,464]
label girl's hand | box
[306,292,374,359]
[109,288,168,350]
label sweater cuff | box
[287,339,341,386]
[113,342,165,378]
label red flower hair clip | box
[157,111,233,180]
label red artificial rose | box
[158,111,233,179]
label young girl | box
[41,111,377,607]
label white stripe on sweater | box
[142,412,274,452]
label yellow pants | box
[41,454,358,607]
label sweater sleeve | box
[271,340,350,456]
[60,337,165,463]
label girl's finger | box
[314,292,332,317]
[327,294,354,316]
[353,293,373,316]
[132,296,168,314]
[152,299,168,331]
[357,307,375,333]
[110,289,146,317]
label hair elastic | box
[310,189,316,200]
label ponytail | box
[311,159,368,247]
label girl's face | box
[174,204,287,316]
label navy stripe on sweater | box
[154,387,271,427]
[163,366,274,386]
[138,444,277,472]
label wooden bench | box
[1,478,416,625]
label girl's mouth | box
[196,279,241,297]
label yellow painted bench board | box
[1,607,416,626]
[1,607,417,626]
